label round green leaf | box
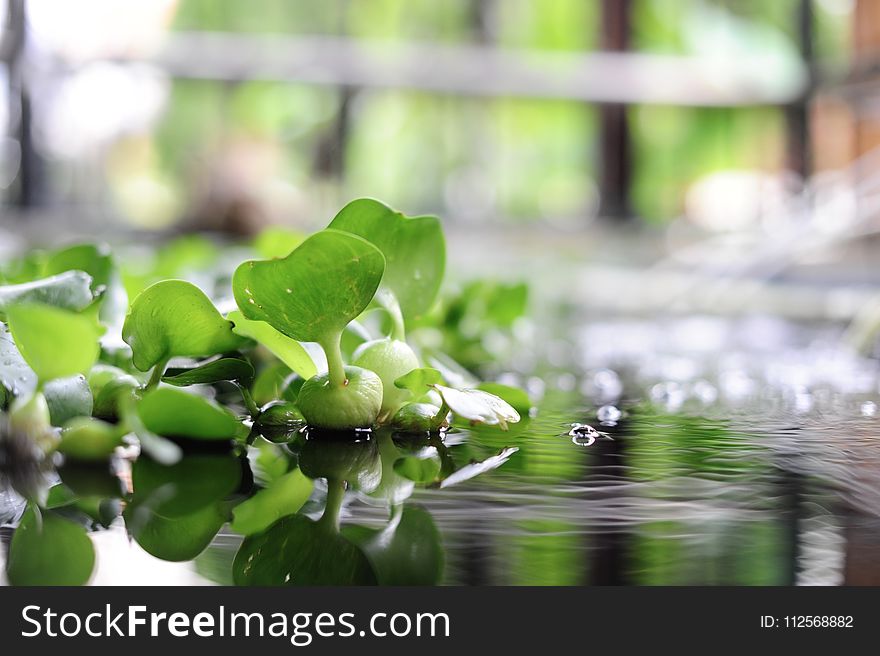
[394,367,443,394]
[137,387,241,440]
[232,229,385,344]
[131,453,242,518]
[0,271,94,319]
[7,303,102,381]
[0,322,37,399]
[57,417,123,461]
[328,198,445,321]
[6,505,96,585]
[233,515,377,586]
[228,310,316,379]
[44,374,93,426]
[122,280,245,372]
[343,505,444,585]
[125,502,227,562]
[162,357,255,387]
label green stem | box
[320,331,347,388]
[320,477,345,532]
[238,385,261,418]
[145,358,169,390]
[431,400,450,429]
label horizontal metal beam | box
[152,32,807,107]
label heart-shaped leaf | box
[43,243,128,328]
[122,280,245,372]
[476,382,533,416]
[393,455,442,483]
[0,271,94,319]
[7,304,102,382]
[230,468,313,536]
[137,387,242,440]
[232,229,385,345]
[432,384,521,430]
[394,367,443,394]
[233,514,377,586]
[162,357,255,387]
[6,504,96,585]
[328,198,445,322]
[227,310,316,379]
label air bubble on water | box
[650,381,684,411]
[580,368,622,402]
[691,380,718,404]
[860,401,877,417]
[596,404,621,425]
[552,372,577,392]
[793,386,813,413]
[569,423,599,447]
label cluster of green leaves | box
[0,197,528,586]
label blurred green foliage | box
[106,0,851,225]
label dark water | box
[2,314,880,586]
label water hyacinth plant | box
[0,197,528,586]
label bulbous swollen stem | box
[319,331,347,389]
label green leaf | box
[328,198,445,322]
[6,505,96,585]
[232,229,385,344]
[393,455,441,483]
[233,515,376,586]
[137,387,241,440]
[432,384,521,430]
[44,374,93,426]
[57,417,123,461]
[42,243,128,326]
[476,382,533,416]
[343,505,444,585]
[228,310,316,379]
[0,322,37,399]
[122,280,245,372]
[230,468,313,536]
[0,271,94,319]
[7,304,102,381]
[394,367,443,394]
[162,357,255,387]
[131,453,242,518]
[125,502,227,562]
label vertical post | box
[786,0,814,179]
[2,0,44,209]
[598,0,632,220]
[313,1,353,184]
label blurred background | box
[3,0,880,587]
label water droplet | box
[569,423,599,446]
[596,404,622,425]
[860,401,877,417]
[248,298,255,305]
[285,288,293,294]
